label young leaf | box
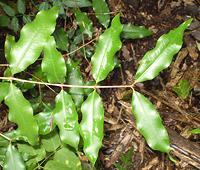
[17,0,26,14]
[42,36,67,83]
[3,144,25,170]
[53,90,80,149]
[92,0,110,28]
[5,34,15,63]
[44,147,81,170]
[62,0,92,7]
[173,79,191,99]
[9,7,59,75]
[80,90,104,165]
[74,9,93,38]
[0,82,10,103]
[121,24,152,39]
[134,19,193,83]
[4,84,39,145]
[131,91,170,153]
[41,130,61,152]
[191,128,200,134]
[66,59,84,109]
[91,14,123,83]
[53,27,69,51]
[35,111,56,135]
[0,2,15,17]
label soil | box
[0,0,200,170]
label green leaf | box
[9,7,59,75]
[44,147,81,170]
[17,0,26,14]
[173,79,192,99]
[0,16,10,27]
[91,14,123,83]
[131,91,170,153]
[18,143,46,169]
[53,27,69,51]
[74,9,93,38]
[3,144,26,170]
[66,59,84,109]
[5,34,15,63]
[41,130,61,152]
[62,0,92,7]
[121,24,152,39]
[196,41,200,51]
[0,2,15,17]
[35,111,56,135]
[22,15,31,23]
[191,128,200,134]
[42,36,67,83]
[53,90,80,149]
[4,84,39,145]
[134,19,193,83]
[10,16,19,33]
[92,0,110,28]
[38,2,51,11]
[80,90,104,165]
[0,82,10,103]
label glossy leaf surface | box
[54,90,80,149]
[35,111,56,135]
[44,147,81,170]
[0,82,10,103]
[9,7,59,74]
[80,90,104,165]
[135,19,192,83]
[41,130,61,152]
[42,36,66,83]
[3,144,25,170]
[74,9,93,37]
[92,0,110,28]
[5,34,15,63]
[122,24,152,39]
[91,14,123,83]
[67,59,84,109]
[131,91,170,153]
[62,0,92,7]
[4,84,39,145]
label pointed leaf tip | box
[134,19,192,83]
[91,14,123,83]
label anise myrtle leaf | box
[92,0,110,28]
[121,24,152,39]
[91,14,123,83]
[42,36,67,83]
[135,18,192,83]
[4,84,39,145]
[131,90,170,153]
[53,90,80,149]
[3,144,25,170]
[9,7,59,75]
[80,90,104,165]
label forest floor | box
[0,0,200,170]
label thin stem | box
[0,132,11,141]
[0,77,133,89]
[0,64,9,67]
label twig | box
[0,77,134,89]
[0,132,11,141]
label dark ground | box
[0,0,200,170]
